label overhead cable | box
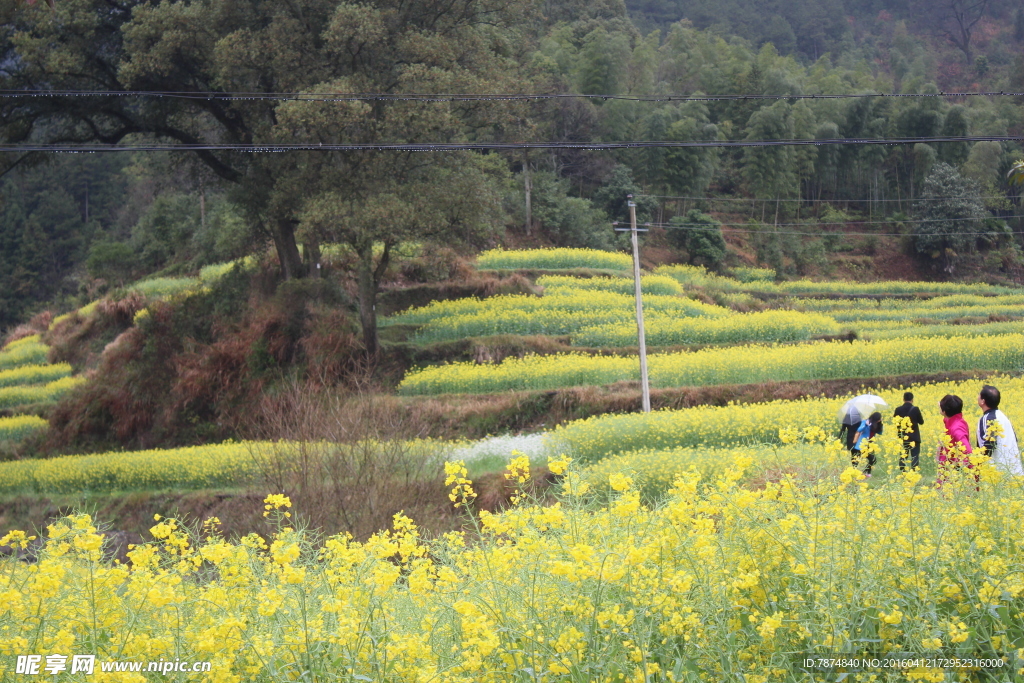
[2,89,1023,103]
[639,194,1019,203]
[626,219,1022,237]
[2,134,1024,153]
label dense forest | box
[3,0,1024,335]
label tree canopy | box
[4,0,1024,339]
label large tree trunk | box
[272,219,306,280]
[356,243,391,359]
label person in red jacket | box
[937,394,973,486]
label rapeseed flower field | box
[385,262,1024,358]
[0,415,48,444]
[398,334,1024,395]
[0,376,83,411]
[0,442,260,493]
[657,264,1020,296]
[0,440,458,494]
[536,274,684,296]
[1,457,1023,682]
[573,310,839,346]
[0,362,72,390]
[580,441,846,501]
[860,321,1024,339]
[0,339,48,371]
[5,249,1024,680]
[476,247,633,271]
[388,289,731,342]
[550,375,1024,464]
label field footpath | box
[398,369,1004,437]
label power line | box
[2,89,1024,103]
[640,194,1019,203]
[625,219,1022,236]
[662,216,1024,226]
[2,134,1023,153]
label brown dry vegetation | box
[240,383,456,540]
[42,268,368,452]
[2,310,52,346]
[45,292,145,370]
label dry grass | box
[242,383,457,541]
[3,310,53,347]
[474,466,558,513]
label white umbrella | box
[838,394,888,425]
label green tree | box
[913,162,987,273]
[289,140,512,354]
[743,101,797,200]
[662,102,720,198]
[593,165,658,225]
[668,209,726,268]
[2,0,533,293]
[86,241,136,285]
[576,28,632,96]
[939,105,970,167]
[524,171,613,251]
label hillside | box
[4,0,1024,676]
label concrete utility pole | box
[627,196,651,413]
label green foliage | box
[518,172,612,249]
[3,0,1024,345]
[86,242,136,285]
[592,166,659,226]
[662,102,720,197]
[743,101,798,199]
[938,105,971,167]
[576,28,632,95]
[913,162,987,271]
[0,156,127,331]
[668,209,727,269]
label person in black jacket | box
[893,391,924,471]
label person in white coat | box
[977,385,1024,477]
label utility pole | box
[523,152,532,236]
[616,195,651,413]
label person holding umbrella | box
[838,394,888,455]
[851,412,884,476]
